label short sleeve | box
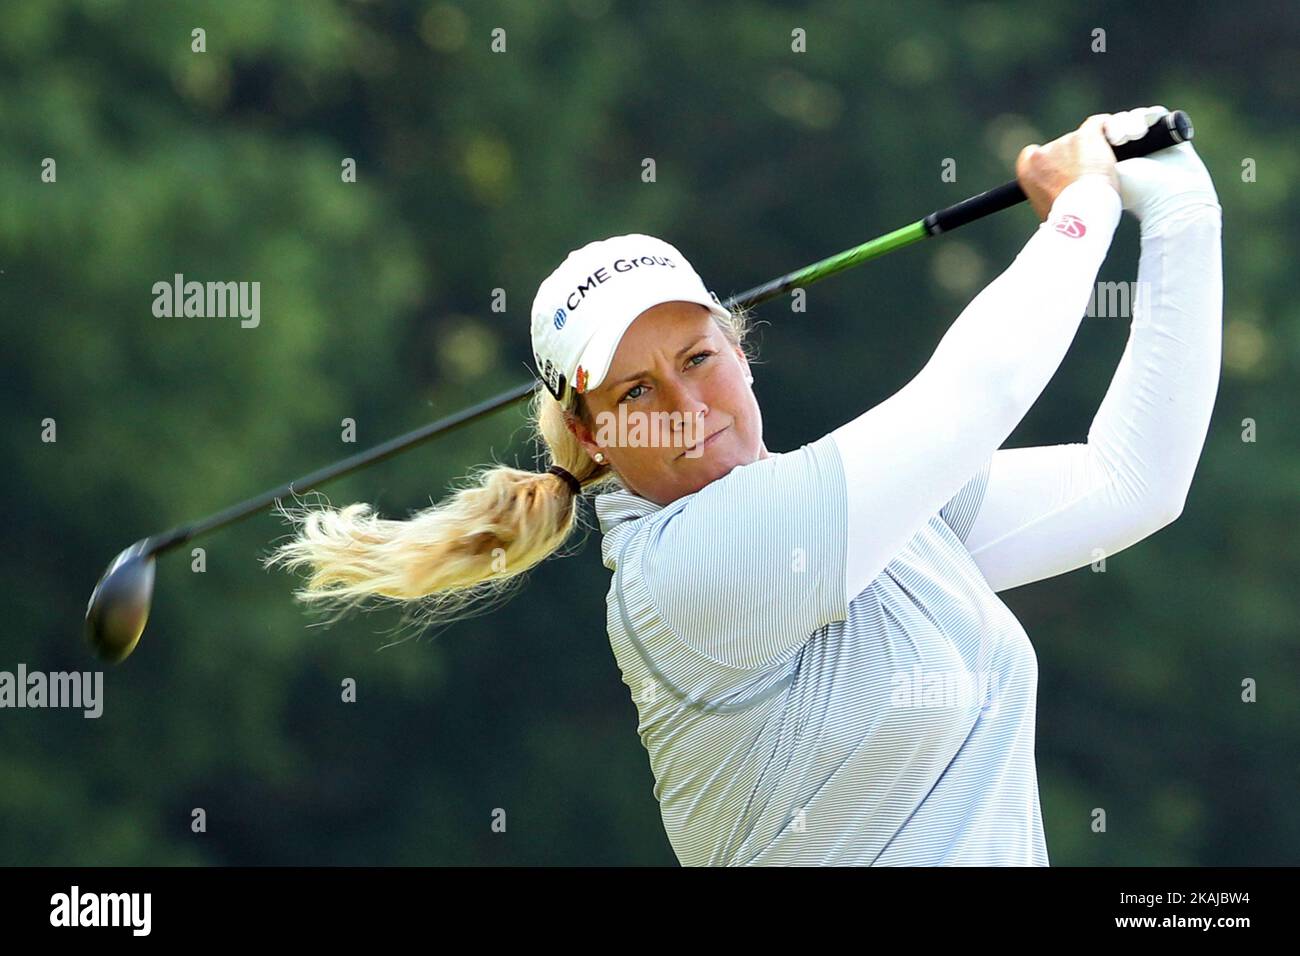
[939,455,993,544]
[638,433,850,671]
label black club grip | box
[1112,109,1194,160]
[923,110,1194,236]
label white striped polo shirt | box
[594,432,1046,866]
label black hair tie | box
[547,465,582,496]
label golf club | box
[84,110,1194,663]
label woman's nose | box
[661,377,708,419]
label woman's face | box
[568,300,769,505]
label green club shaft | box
[722,221,928,311]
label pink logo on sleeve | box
[1053,214,1087,238]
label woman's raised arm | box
[832,171,1123,603]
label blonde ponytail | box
[263,305,757,633]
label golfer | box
[268,107,1222,865]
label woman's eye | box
[621,352,712,402]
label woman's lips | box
[679,425,729,459]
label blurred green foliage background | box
[2,0,1297,865]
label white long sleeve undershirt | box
[830,174,1123,601]
[826,172,1190,606]
[960,201,1222,592]
[830,173,1221,603]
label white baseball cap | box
[530,234,731,410]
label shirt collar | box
[594,485,666,571]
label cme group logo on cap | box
[553,308,567,330]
